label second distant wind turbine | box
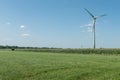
[84,8,106,49]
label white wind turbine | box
[84,8,106,49]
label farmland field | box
[0,50,120,80]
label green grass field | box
[0,51,120,80]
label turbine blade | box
[96,14,106,18]
[84,8,94,18]
[99,14,106,17]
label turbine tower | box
[84,8,106,49]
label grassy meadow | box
[20,48,120,55]
[0,50,120,80]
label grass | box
[0,50,120,80]
[19,48,120,55]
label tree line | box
[0,45,60,49]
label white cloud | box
[80,22,93,28]
[87,27,93,32]
[6,22,11,25]
[21,33,30,37]
[80,21,94,33]
[85,23,93,27]
[20,25,26,29]
[20,25,31,37]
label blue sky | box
[0,0,120,48]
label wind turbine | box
[84,8,106,49]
